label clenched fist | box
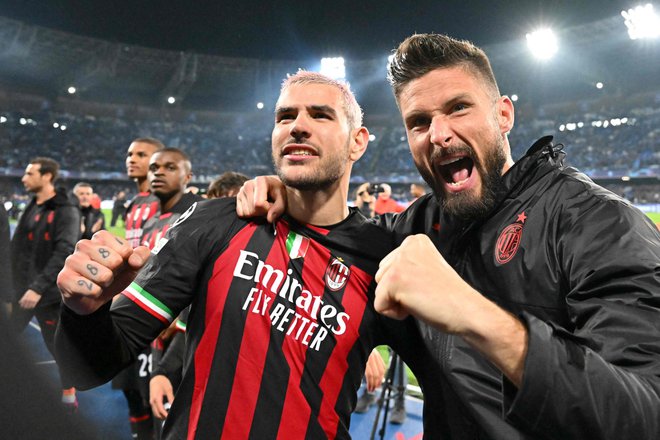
[57,230,151,315]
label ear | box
[349,126,369,162]
[184,172,193,186]
[496,96,515,135]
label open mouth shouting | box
[436,152,478,193]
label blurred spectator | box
[111,190,127,227]
[374,183,405,215]
[73,182,105,240]
[353,182,375,218]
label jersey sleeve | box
[55,199,240,390]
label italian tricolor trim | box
[175,319,187,332]
[286,231,310,259]
[123,282,173,324]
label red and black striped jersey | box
[58,198,430,439]
[125,191,160,248]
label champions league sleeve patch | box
[171,202,198,228]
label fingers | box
[365,350,386,392]
[236,179,258,218]
[149,375,174,420]
[266,179,287,223]
[253,176,273,214]
[58,233,145,315]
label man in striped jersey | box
[116,136,166,440]
[125,137,164,248]
[55,72,437,439]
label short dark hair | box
[387,33,500,101]
[30,157,60,183]
[152,147,192,173]
[131,137,165,151]
[207,171,249,199]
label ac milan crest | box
[325,258,351,291]
[495,222,523,264]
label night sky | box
[0,0,633,59]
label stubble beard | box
[273,138,350,191]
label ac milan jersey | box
[125,191,160,248]
[64,198,428,440]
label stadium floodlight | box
[511,94,519,102]
[526,28,559,60]
[622,4,660,40]
[53,122,59,128]
[0,116,6,123]
[68,86,76,94]
[19,118,27,125]
[257,102,264,110]
[320,57,346,80]
[596,82,604,89]
[167,96,176,104]
[369,134,376,141]
[60,125,67,131]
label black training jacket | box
[382,136,660,440]
[11,188,81,306]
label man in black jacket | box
[238,34,660,440]
[73,182,105,240]
[11,157,81,411]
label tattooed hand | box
[57,230,151,315]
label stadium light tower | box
[320,57,346,80]
[526,28,559,60]
[622,4,660,40]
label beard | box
[273,138,350,191]
[418,136,508,224]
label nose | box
[289,114,311,141]
[429,115,452,148]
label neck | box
[35,184,56,204]
[159,191,184,214]
[136,176,150,193]
[285,178,350,226]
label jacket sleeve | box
[29,205,80,299]
[503,198,660,439]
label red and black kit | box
[57,199,430,440]
[125,191,160,248]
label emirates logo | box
[325,258,350,291]
[495,212,526,265]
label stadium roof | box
[0,0,633,59]
[0,1,657,114]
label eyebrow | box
[275,105,338,118]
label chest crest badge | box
[495,212,526,264]
[325,257,351,291]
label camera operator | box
[354,182,375,218]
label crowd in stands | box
[1,90,658,206]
